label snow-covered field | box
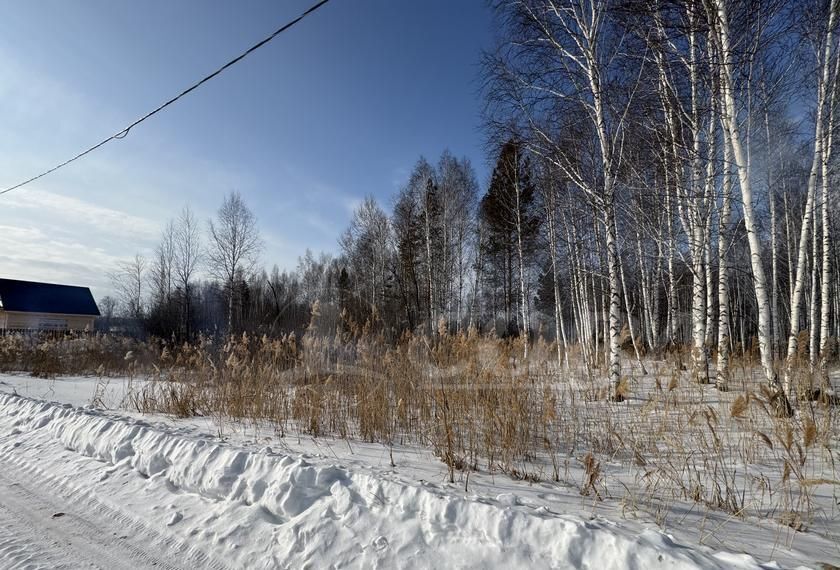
[0,373,836,569]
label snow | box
[0,373,835,569]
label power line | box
[0,0,332,197]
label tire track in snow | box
[0,393,231,570]
[0,454,231,570]
[0,500,64,570]
[0,468,179,570]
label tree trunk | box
[717,123,733,391]
[425,197,435,337]
[809,207,820,371]
[765,107,781,359]
[665,179,678,346]
[545,187,568,370]
[514,151,529,360]
[712,0,790,413]
[620,249,647,375]
[605,204,622,398]
[783,0,836,392]
[819,46,840,382]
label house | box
[0,278,100,331]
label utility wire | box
[0,0,331,197]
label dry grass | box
[1,326,838,543]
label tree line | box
[107,0,840,411]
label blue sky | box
[0,0,493,299]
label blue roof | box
[0,278,100,316]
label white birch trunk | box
[514,152,529,360]
[636,224,656,351]
[819,45,840,380]
[765,107,781,359]
[712,0,790,411]
[665,188,678,345]
[717,123,733,391]
[545,187,568,370]
[620,249,647,374]
[687,20,709,383]
[424,190,435,337]
[783,0,837,392]
[605,205,623,396]
[809,208,820,370]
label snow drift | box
[0,393,773,569]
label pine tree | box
[479,140,540,345]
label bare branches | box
[109,254,147,320]
[207,191,264,330]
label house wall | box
[0,310,95,331]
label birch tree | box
[339,196,392,325]
[782,0,838,394]
[150,220,176,307]
[485,0,646,396]
[207,192,263,332]
[717,117,733,391]
[538,163,570,369]
[819,8,840,380]
[175,206,202,338]
[110,254,147,321]
[706,0,791,413]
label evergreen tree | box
[479,140,541,338]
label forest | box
[105,0,840,413]
[5,1,840,566]
[2,3,840,560]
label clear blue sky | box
[0,0,494,299]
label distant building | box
[0,278,100,331]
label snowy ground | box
[0,372,836,569]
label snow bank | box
[0,393,772,569]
